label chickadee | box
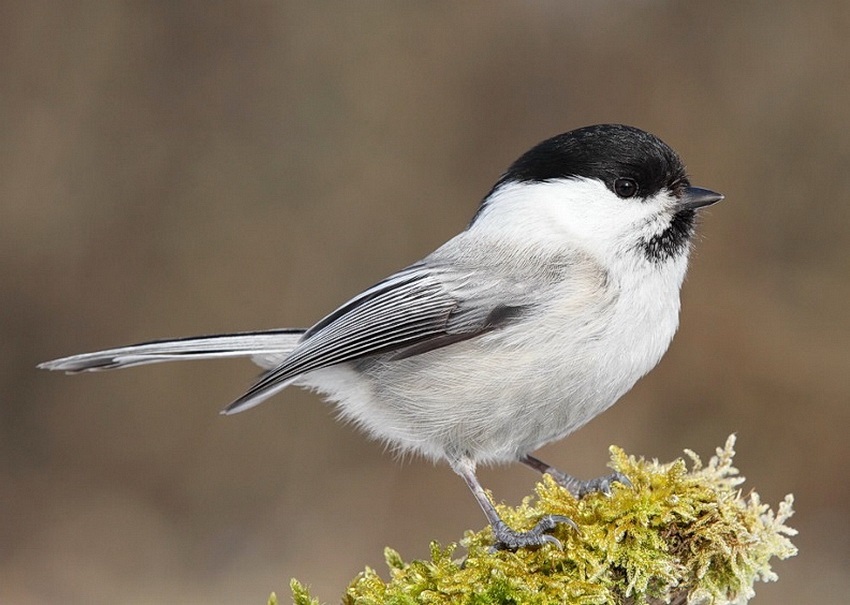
[41,124,723,550]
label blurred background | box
[2,2,848,603]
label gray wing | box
[222,262,532,414]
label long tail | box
[38,329,305,373]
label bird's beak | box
[679,186,724,211]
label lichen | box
[287,436,796,605]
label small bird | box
[40,124,723,550]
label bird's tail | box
[38,329,305,373]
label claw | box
[549,470,632,498]
[544,514,579,531]
[490,514,576,551]
[577,471,632,497]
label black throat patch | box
[641,209,696,263]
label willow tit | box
[40,124,723,549]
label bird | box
[40,124,723,550]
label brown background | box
[3,2,848,604]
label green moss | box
[289,581,321,605]
[288,437,796,605]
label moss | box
[286,436,796,605]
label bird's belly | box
[377,343,635,462]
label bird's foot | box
[548,470,632,498]
[490,515,577,551]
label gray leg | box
[521,454,631,498]
[451,456,575,551]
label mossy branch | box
[281,436,796,605]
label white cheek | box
[474,179,670,260]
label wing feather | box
[222,264,525,414]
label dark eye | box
[613,178,639,198]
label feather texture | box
[38,330,305,372]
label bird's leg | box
[521,454,631,498]
[451,456,575,551]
